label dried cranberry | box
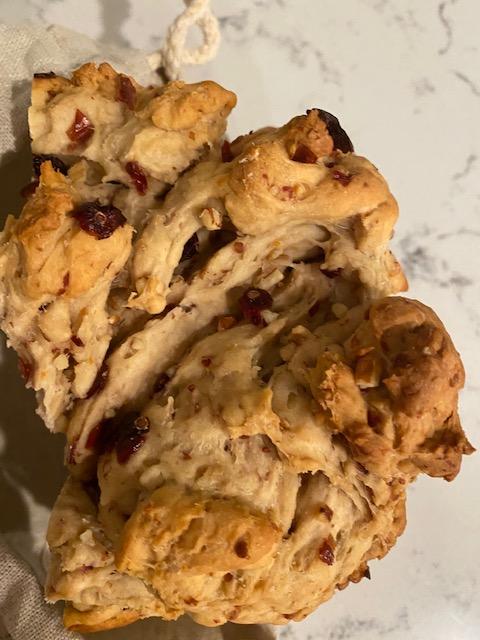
[181,233,199,261]
[116,432,144,464]
[71,335,84,348]
[201,356,212,367]
[125,161,148,195]
[18,357,32,383]
[332,169,352,186]
[115,416,150,464]
[33,154,68,177]
[67,109,94,145]
[33,71,57,79]
[364,566,371,579]
[291,144,317,164]
[20,180,39,198]
[318,539,335,565]
[221,140,234,162]
[307,107,353,153]
[117,74,136,110]
[86,362,109,398]
[307,108,354,153]
[72,201,126,239]
[86,422,103,450]
[239,288,273,326]
[57,272,70,296]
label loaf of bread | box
[0,64,472,633]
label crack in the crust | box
[453,71,480,97]
[452,154,478,181]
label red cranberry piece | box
[116,432,146,464]
[20,180,39,198]
[67,109,94,145]
[57,272,70,296]
[33,154,68,177]
[72,201,126,240]
[332,169,352,186]
[33,71,57,79]
[125,161,148,195]
[221,140,234,162]
[86,362,109,398]
[115,415,150,464]
[318,538,335,565]
[117,74,136,110]
[181,233,199,261]
[239,288,273,326]
[86,422,103,450]
[307,108,354,153]
[18,357,33,383]
[291,144,318,164]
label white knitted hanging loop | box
[148,0,220,81]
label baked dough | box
[65,108,406,469]
[0,63,472,632]
[47,297,472,630]
[0,64,235,429]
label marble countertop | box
[0,1,479,639]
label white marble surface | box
[0,1,479,639]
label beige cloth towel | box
[0,21,275,640]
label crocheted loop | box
[148,0,220,81]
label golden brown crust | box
[46,294,472,629]
[63,604,143,633]
[17,162,133,299]
[0,62,471,633]
[29,63,236,185]
[116,483,282,577]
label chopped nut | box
[355,352,382,389]
[331,303,348,318]
[199,207,222,230]
[53,353,69,370]
[217,315,237,331]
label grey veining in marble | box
[0,1,479,639]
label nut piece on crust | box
[29,62,236,186]
[46,296,472,631]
